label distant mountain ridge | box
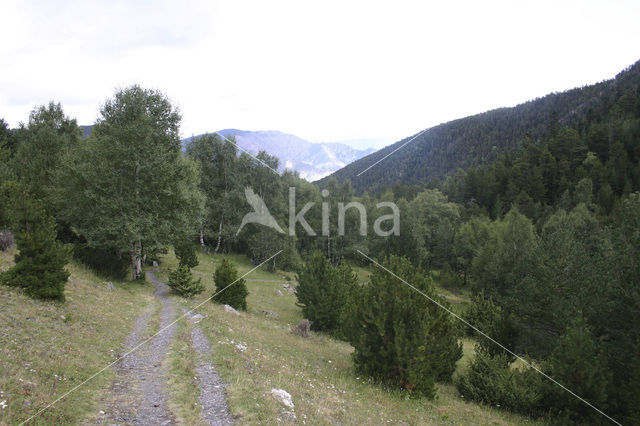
[321,59,640,194]
[81,125,377,181]
[189,129,376,180]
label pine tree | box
[173,239,199,269]
[455,350,544,416]
[0,138,14,228]
[295,251,357,333]
[543,315,610,424]
[212,258,248,310]
[167,264,204,297]
[2,186,70,301]
[464,291,517,359]
[350,255,462,398]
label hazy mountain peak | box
[195,129,377,181]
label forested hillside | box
[322,60,640,196]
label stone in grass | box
[270,388,294,409]
[190,313,205,323]
[282,283,296,294]
[223,304,240,315]
[291,319,311,338]
[261,310,279,319]
[281,410,297,422]
[275,289,283,296]
[22,381,37,395]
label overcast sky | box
[1,0,639,147]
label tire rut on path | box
[186,309,234,425]
[96,270,177,425]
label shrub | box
[212,258,248,310]
[440,262,463,288]
[173,239,199,269]
[167,265,204,297]
[349,255,462,398]
[0,229,14,251]
[455,349,545,416]
[463,291,517,359]
[295,251,358,333]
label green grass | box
[163,249,540,425]
[0,248,153,425]
[166,313,203,425]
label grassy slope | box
[162,250,540,425]
[0,244,540,425]
[0,248,153,425]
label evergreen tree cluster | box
[295,253,462,398]
[441,202,640,424]
[348,256,462,398]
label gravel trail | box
[187,310,234,425]
[96,270,177,425]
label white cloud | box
[1,0,639,144]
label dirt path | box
[94,270,233,425]
[96,270,177,425]
[187,311,234,425]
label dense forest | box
[322,59,640,197]
[1,59,640,424]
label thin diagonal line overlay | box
[20,250,283,426]
[214,132,282,176]
[356,128,428,177]
[357,250,621,426]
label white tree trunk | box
[214,220,223,255]
[132,240,143,280]
[200,229,208,253]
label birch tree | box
[57,86,203,279]
[185,133,243,254]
